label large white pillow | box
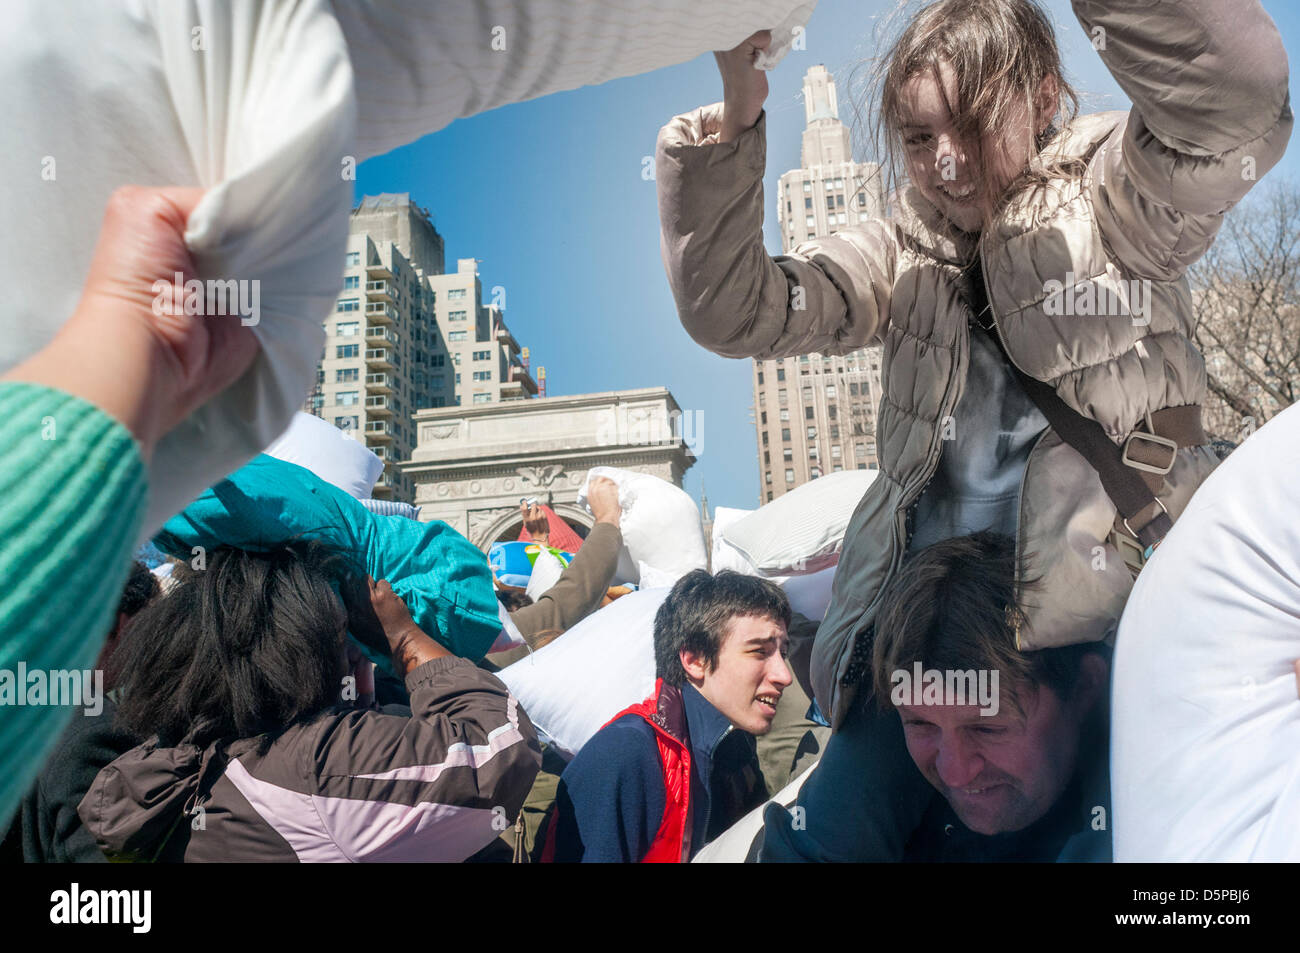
[692,759,818,863]
[578,468,706,588]
[723,470,877,574]
[0,0,815,537]
[265,413,383,499]
[498,587,669,757]
[1112,403,1300,862]
[713,506,839,620]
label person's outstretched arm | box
[1075,0,1293,278]
[657,32,898,362]
[0,187,258,827]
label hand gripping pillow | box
[154,454,502,664]
[497,587,670,757]
[1112,402,1300,862]
[578,467,707,588]
[0,0,815,539]
[723,470,879,574]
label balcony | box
[365,395,393,416]
[365,326,397,344]
[365,260,392,280]
[365,346,394,370]
[365,372,393,393]
[371,445,390,461]
[366,302,397,324]
[365,280,395,303]
[365,420,393,441]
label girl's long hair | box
[849,0,1085,232]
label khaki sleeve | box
[1075,0,1293,278]
[656,103,897,360]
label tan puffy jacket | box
[656,0,1292,727]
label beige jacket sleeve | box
[1076,0,1293,279]
[656,103,897,360]
[508,521,623,644]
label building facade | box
[308,193,536,501]
[754,65,887,503]
[402,388,696,550]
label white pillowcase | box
[265,413,383,499]
[578,468,707,588]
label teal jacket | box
[154,453,501,665]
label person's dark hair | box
[495,582,534,612]
[654,570,792,687]
[871,531,1100,711]
[117,560,160,619]
[114,541,349,750]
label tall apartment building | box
[753,65,887,503]
[428,259,538,406]
[308,194,535,501]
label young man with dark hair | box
[546,569,794,862]
[762,532,1112,862]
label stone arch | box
[475,504,594,551]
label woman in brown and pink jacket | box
[656,0,1290,859]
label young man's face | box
[898,662,1103,835]
[683,614,793,736]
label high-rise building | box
[308,193,536,501]
[753,65,887,503]
[428,259,538,407]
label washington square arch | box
[402,388,699,550]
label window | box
[345,252,360,267]
[430,375,444,388]
[455,373,461,385]
[779,409,789,421]
[802,387,814,402]
[805,406,814,420]
[837,212,847,225]
[829,405,838,419]
[764,451,770,465]
[803,181,811,192]
[336,344,359,358]
[850,381,860,396]
[830,424,840,439]
[783,448,793,462]
[336,298,360,313]
[335,415,359,430]
[765,471,773,484]
[336,321,359,337]
[826,196,836,210]
[449,310,467,322]
[785,469,795,483]
[757,370,764,385]
[767,492,774,502]
[778,389,788,406]
[826,384,837,398]
[834,465,844,472]
[805,216,815,228]
[335,368,358,383]
[836,194,845,207]
[786,201,792,213]
[856,442,868,457]
[472,370,492,381]
[834,178,844,188]
[760,412,767,425]
[776,368,785,382]
[782,428,791,442]
[453,352,462,364]
[763,432,769,446]
[805,197,813,210]
[448,288,467,301]
[810,467,822,479]
[336,390,359,406]
[807,426,818,439]
[473,393,492,404]
[832,445,842,458]
[448,331,467,342]
[473,349,491,361]
[430,354,445,367]
[343,275,360,289]
[857,192,867,206]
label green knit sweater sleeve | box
[0,382,147,828]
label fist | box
[586,476,622,527]
[714,29,772,142]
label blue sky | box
[355,0,1299,514]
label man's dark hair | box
[495,583,534,612]
[654,570,792,687]
[114,541,349,750]
[872,531,1103,711]
[117,560,160,619]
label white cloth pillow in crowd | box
[498,588,669,757]
[525,548,569,604]
[1112,402,1300,862]
[578,468,707,588]
[711,506,838,619]
[264,413,384,499]
[357,499,422,520]
[488,602,528,654]
[692,759,819,862]
[711,506,760,574]
[723,470,878,574]
[0,0,814,538]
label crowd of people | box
[1,0,1296,863]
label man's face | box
[685,614,793,736]
[898,674,1094,835]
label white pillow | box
[358,499,422,520]
[0,0,815,538]
[712,506,838,620]
[265,413,383,499]
[1112,402,1300,862]
[525,548,569,603]
[578,468,706,588]
[723,470,878,574]
[692,759,819,863]
[498,588,669,757]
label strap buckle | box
[1122,495,1169,541]
[1121,430,1178,475]
[1110,529,1149,575]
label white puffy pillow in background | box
[1112,402,1300,862]
[712,505,839,621]
[578,468,706,589]
[265,412,383,499]
[724,470,878,574]
[498,587,669,758]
